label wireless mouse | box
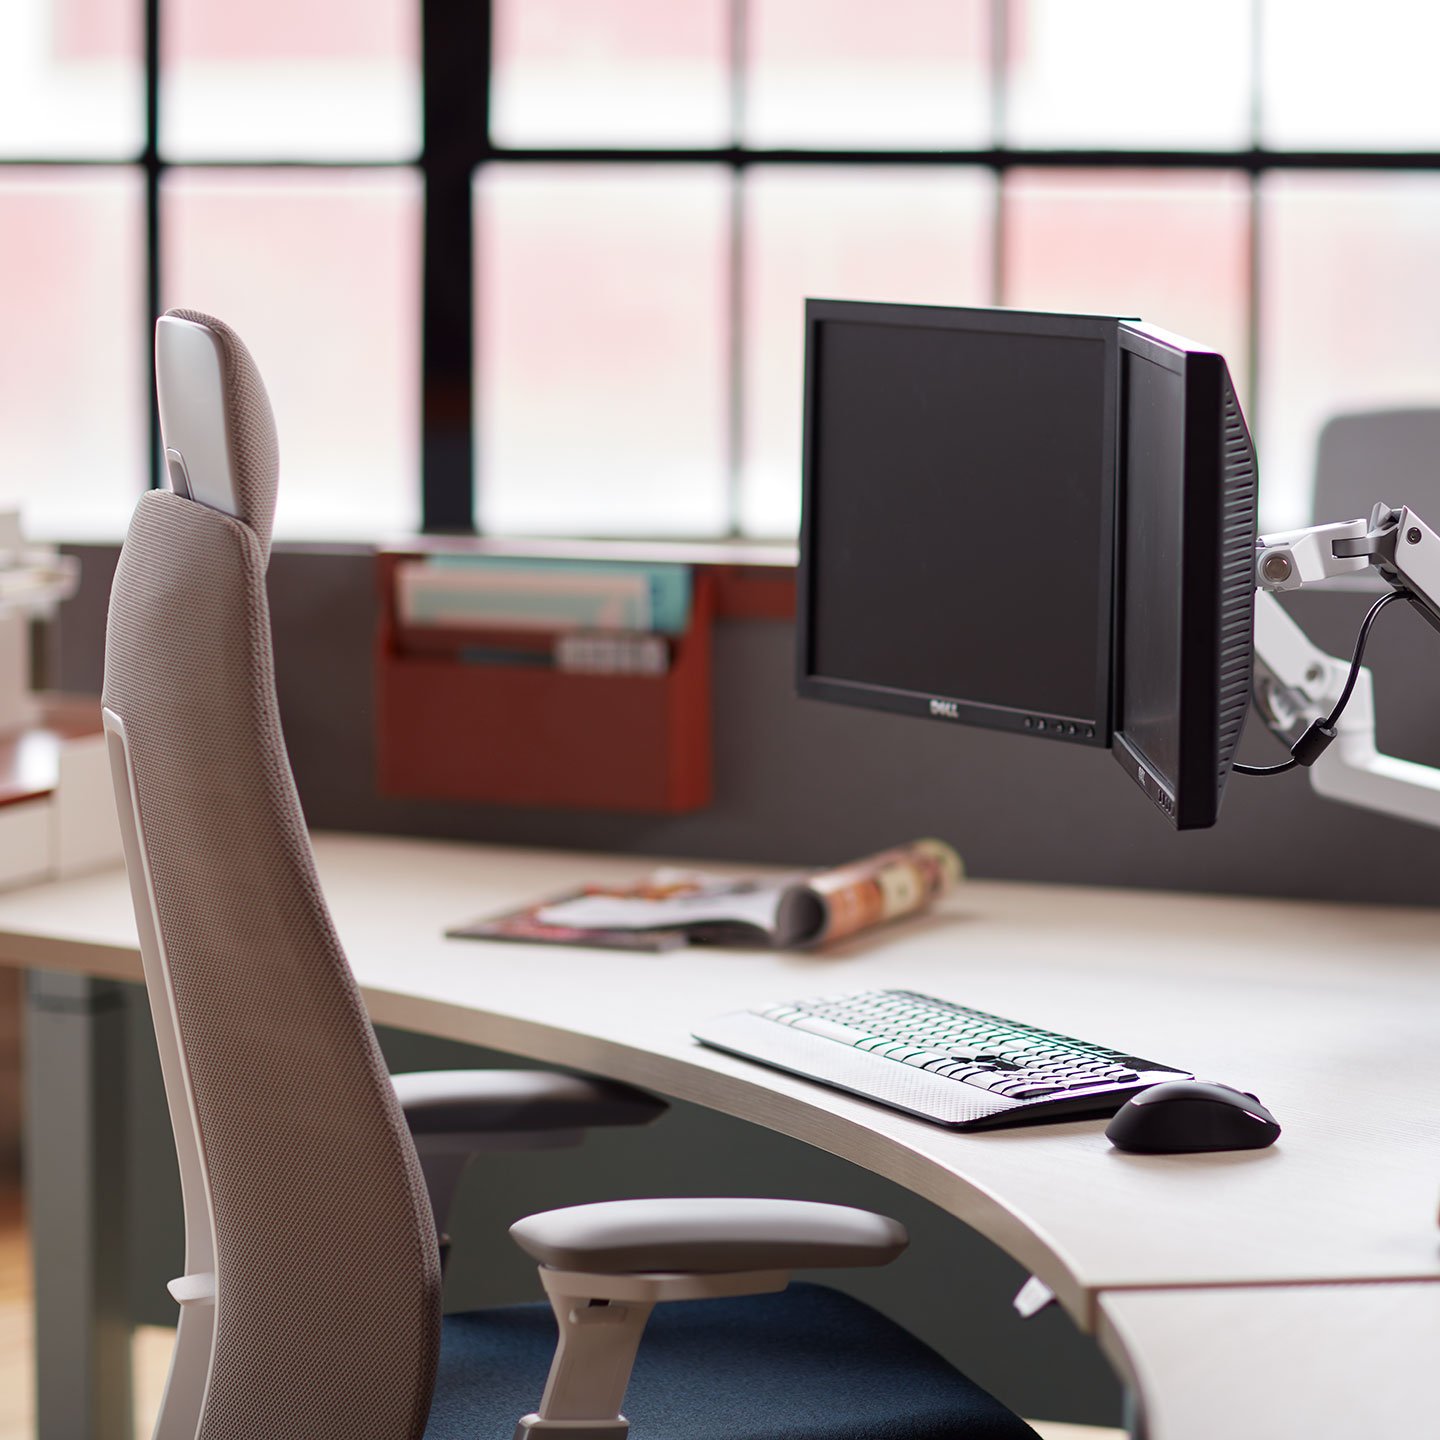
[1105,1080,1280,1154]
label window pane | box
[1003,0,1253,150]
[162,169,422,539]
[475,166,730,536]
[160,0,421,160]
[1003,170,1251,404]
[1261,1,1440,149]
[0,0,144,158]
[1259,174,1440,530]
[0,170,145,539]
[491,0,731,148]
[744,0,991,149]
[741,167,995,536]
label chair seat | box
[425,1281,1038,1440]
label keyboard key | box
[740,990,1184,1105]
[786,1014,875,1045]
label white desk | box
[1098,1284,1440,1439]
[3,832,1438,1438]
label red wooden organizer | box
[375,551,723,812]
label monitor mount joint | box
[1251,503,1440,827]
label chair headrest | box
[155,308,279,562]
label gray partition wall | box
[57,544,1440,903]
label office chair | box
[102,308,1038,1439]
[1312,407,1440,523]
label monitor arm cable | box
[1241,503,1440,828]
[1235,588,1407,776]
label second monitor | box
[796,300,1259,832]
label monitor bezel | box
[796,299,1120,747]
[1112,321,1254,830]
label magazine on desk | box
[446,839,963,952]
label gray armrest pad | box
[391,1070,666,1136]
[510,1197,908,1274]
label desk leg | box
[1123,1387,1143,1439]
[23,971,134,1440]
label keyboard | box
[693,989,1191,1130]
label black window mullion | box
[421,0,490,533]
[726,1,748,538]
[144,0,161,491]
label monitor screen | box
[798,301,1119,742]
[1117,347,1187,786]
[1113,322,1257,829]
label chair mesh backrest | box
[103,335,440,1438]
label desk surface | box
[0,831,1435,1336]
[1098,1282,1440,1439]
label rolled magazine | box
[448,840,962,951]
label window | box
[5,1,1440,542]
[475,165,731,536]
[0,0,420,543]
[0,170,146,538]
[161,168,423,539]
[160,0,421,161]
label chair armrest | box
[510,1199,909,1438]
[393,1071,666,1250]
[510,1196,908,1274]
[392,1069,666,1137]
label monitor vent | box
[1216,377,1258,792]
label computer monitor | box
[1112,322,1257,829]
[796,300,1259,831]
[796,300,1120,746]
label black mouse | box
[1105,1081,1281,1154]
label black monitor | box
[796,300,1259,831]
[797,300,1119,745]
[1113,322,1257,828]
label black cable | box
[1319,588,1406,726]
[1233,755,1298,777]
[1234,588,1408,778]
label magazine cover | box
[447,840,962,951]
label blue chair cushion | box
[425,1281,1038,1439]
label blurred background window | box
[6,0,1440,541]
[0,170,146,539]
[160,0,421,161]
[0,0,145,159]
[474,165,731,536]
[742,0,992,150]
[162,168,423,540]
[491,0,731,149]
[1001,1,1252,151]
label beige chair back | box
[103,311,441,1440]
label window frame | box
[13,0,1440,540]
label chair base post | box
[529,1288,654,1436]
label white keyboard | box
[694,989,1190,1130]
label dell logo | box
[929,699,960,720]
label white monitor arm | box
[1252,504,1440,828]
